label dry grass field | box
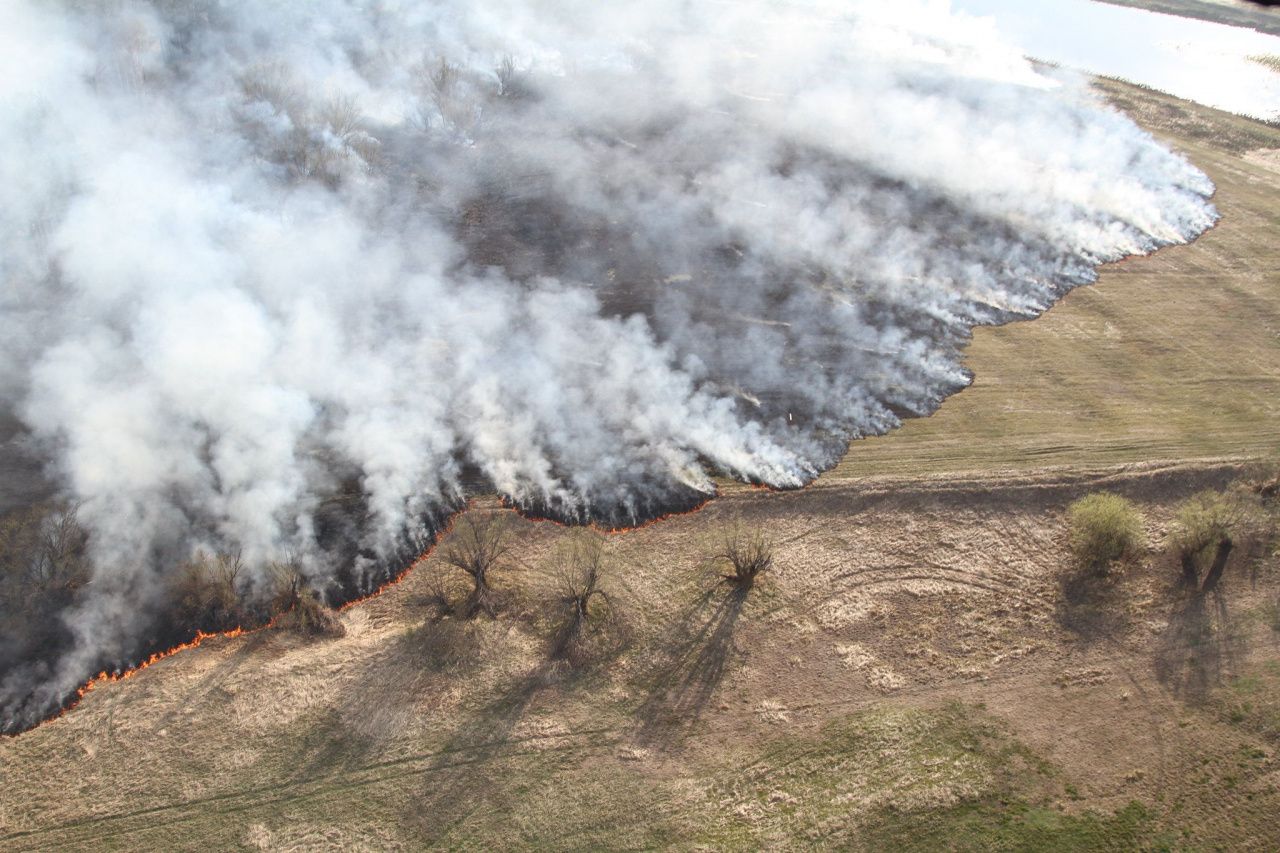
[832,80,1280,478]
[1096,0,1280,36]
[2,80,1279,850]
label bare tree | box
[27,503,89,597]
[429,57,460,103]
[237,61,302,118]
[713,523,772,589]
[494,55,529,101]
[442,512,511,617]
[172,548,246,633]
[551,532,614,660]
[426,56,465,127]
[268,555,307,615]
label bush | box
[273,591,345,638]
[268,560,345,638]
[1066,493,1144,573]
[170,550,247,634]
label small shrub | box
[714,523,773,588]
[268,561,344,638]
[1252,469,1280,505]
[418,565,455,615]
[274,591,345,637]
[1066,493,1143,573]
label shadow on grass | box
[1156,542,1251,703]
[1155,584,1244,703]
[635,581,750,743]
[150,630,274,737]
[1055,567,1130,644]
[406,654,571,844]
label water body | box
[956,0,1280,120]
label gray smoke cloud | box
[0,0,1215,728]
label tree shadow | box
[634,582,749,743]
[408,657,565,844]
[1055,567,1129,643]
[1155,541,1249,703]
[151,630,273,736]
[1157,584,1233,696]
[1155,585,1246,703]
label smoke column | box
[0,0,1215,729]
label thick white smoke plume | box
[0,0,1215,728]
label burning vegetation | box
[0,0,1219,731]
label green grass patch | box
[686,703,1056,848]
[861,799,1175,852]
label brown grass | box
[2,80,1280,851]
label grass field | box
[1095,0,1280,37]
[2,79,1279,851]
[830,80,1280,479]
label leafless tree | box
[427,57,465,124]
[172,548,246,633]
[551,532,614,660]
[442,512,511,617]
[494,55,529,100]
[713,523,772,589]
[26,503,89,596]
[238,61,301,117]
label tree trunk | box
[1180,550,1200,588]
[1199,537,1234,594]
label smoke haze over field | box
[0,0,1215,729]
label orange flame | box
[43,626,250,728]
[30,492,720,732]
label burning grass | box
[4,81,1280,837]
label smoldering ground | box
[0,1,1215,730]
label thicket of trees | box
[0,504,90,685]
[0,502,348,718]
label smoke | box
[0,0,1214,729]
